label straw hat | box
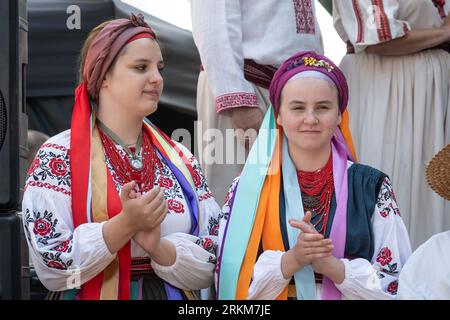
[426,144,450,201]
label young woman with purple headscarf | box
[216,51,412,300]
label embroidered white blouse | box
[22,129,222,292]
[216,161,412,300]
[190,0,324,113]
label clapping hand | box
[287,211,334,268]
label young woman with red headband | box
[22,14,221,300]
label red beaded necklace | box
[297,154,334,235]
[98,126,162,193]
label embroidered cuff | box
[215,92,258,113]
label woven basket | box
[426,144,450,201]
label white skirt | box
[340,49,450,249]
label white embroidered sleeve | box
[247,250,291,300]
[333,0,410,53]
[151,233,216,290]
[190,0,257,113]
[22,141,116,292]
[335,178,412,299]
[22,188,116,292]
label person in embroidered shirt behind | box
[22,13,222,300]
[189,0,325,204]
[216,51,412,300]
[333,0,450,250]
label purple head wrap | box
[269,51,354,300]
[269,51,349,113]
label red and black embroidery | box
[192,170,202,189]
[28,158,41,176]
[167,199,185,214]
[377,178,401,218]
[376,247,398,275]
[41,251,73,270]
[24,208,74,269]
[25,209,61,246]
[27,146,71,194]
[196,237,218,262]
[199,192,213,202]
[54,239,72,253]
[158,176,174,189]
[215,93,258,113]
[292,0,315,34]
[387,280,398,295]
[189,154,213,200]
[208,216,219,236]
[26,181,71,196]
[376,247,392,266]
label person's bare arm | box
[366,18,450,55]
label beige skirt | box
[340,49,450,249]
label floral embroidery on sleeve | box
[376,177,401,218]
[387,280,398,295]
[40,252,73,270]
[376,247,398,276]
[195,237,218,263]
[24,209,61,246]
[208,216,219,236]
[26,144,71,196]
[24,208,74,270]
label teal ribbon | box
[218,106,278,299]
[281,134,317,300]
